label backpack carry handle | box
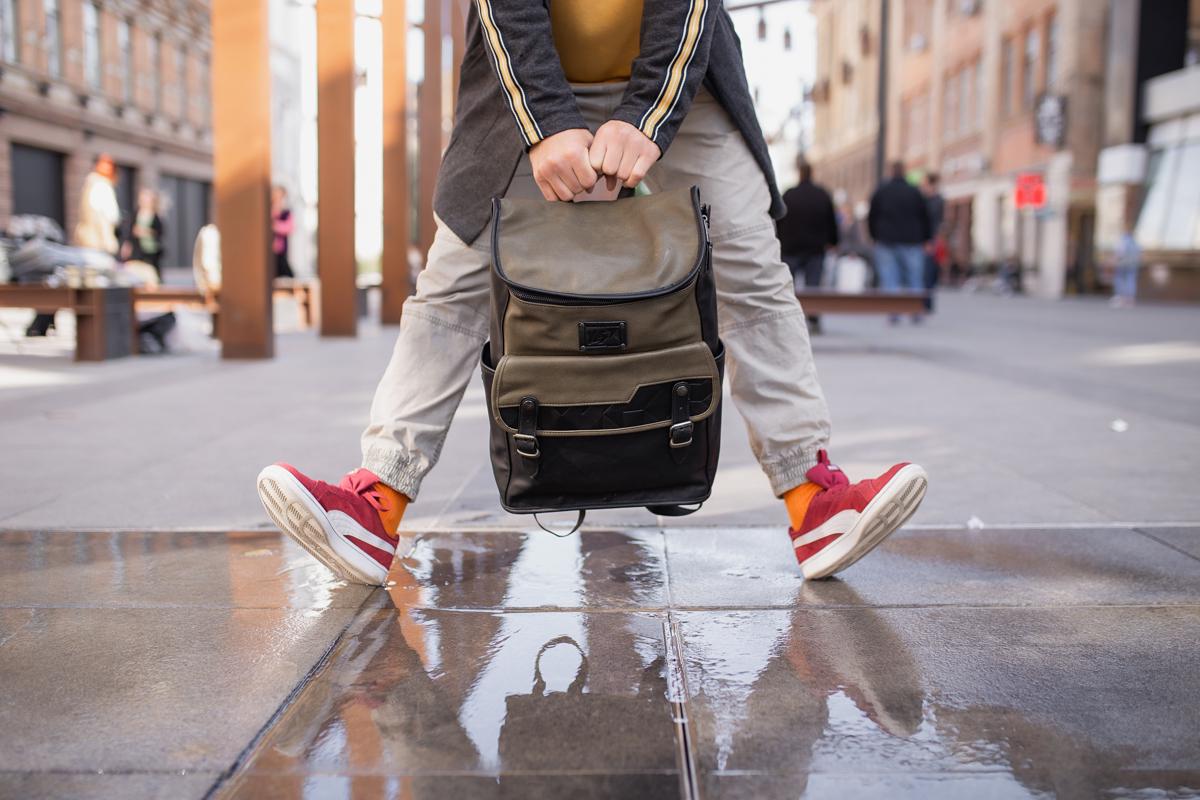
[646,503,702,517]
[533,510,586,537]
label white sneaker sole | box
[800,463,928,580]
[256,465,390,586]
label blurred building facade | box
[808,0,883,207]
[809,0,1200,300]
[0,0,214,265]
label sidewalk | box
[1,292,1198,798]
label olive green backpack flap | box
[479,186,723,532]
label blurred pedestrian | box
[1110,227,1141,308]
[123,188,165,278]
[74,154,121,255]
[833,199,872,293]
[868,161,932,323]
[776,159,838,333]
[28,154,120,337]
[922,173,945,313]
[271,185,295,279]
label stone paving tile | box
[0,530,374,609]
[664,527,1200,608]
[390,529,667,610]
[1137,526,1200,561]
[0,772,218,800]
[0,606,365,773]
[675,606,1200,799]
[223,607,681,783]
[220,772,683,799]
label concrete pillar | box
[212,0,274,359]
[418,0,443,264]
[316,0,357,337]
[381,0,411,324]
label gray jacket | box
[434,0,785,246]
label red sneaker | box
[256,464,399,585]
[789,451,928,580]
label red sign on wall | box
[1015,173,1046,209]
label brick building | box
[808,0,884,206]
[0,0,212,266]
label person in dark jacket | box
[922,172,946,313]
[777,160,839,332]
[255,0,928,588]
[868,161,932,321]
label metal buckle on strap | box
[669,421,694,449]
[513,433,540,459]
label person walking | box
[922,172,945,314]
[255,0,928,585]
[124,188,165,279]
[271,185,295,279]
[777,160,838,333]
[868,161,932,323]
[1110,227,1141,307]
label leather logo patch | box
[578,321,627,353]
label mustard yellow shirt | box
[549,0,644,83]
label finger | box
[602,141,624,179]
[626,154,654,188]
[588,136,607,174]
[557,163,584,195]
[570,153,597,191]
[548,174,576,201]
[535,178,559,202]
[606,174,618,192]
[616,147,639,184]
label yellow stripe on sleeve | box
[639,0,708,141]
[476,0,542,145]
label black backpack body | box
[479,186,723,524]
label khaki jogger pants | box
[361,83,832,500]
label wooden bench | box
[0,285,135,361]
[796,289,928,315]
[132,279,319,332]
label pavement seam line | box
[200,589,383,800]
[1132,527,1200,565]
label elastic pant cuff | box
[763,449,822,498]
[362,446,425,500]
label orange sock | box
[783,481,823,529]
[373,483,410,537]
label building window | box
[905,0,931,51]
[1001,37,1014,117]
[974,59,984,130]
[959,64,972,135]
[43,0,61,77]
[175,43,188,120]
[0,0,17,62]
[943,69,959,141]
[117,17,131,103]
[1045,13,1060,90]
[149,32,162,111]
[83,3,101,89]
[1023,27,1040,109]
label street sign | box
[1015,172,1046,209]
[1035,93,1067,149]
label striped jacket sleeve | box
[612,0,718,154]
[473,0,587,148]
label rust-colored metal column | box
[317,0,357,337]
[451,0,466,106]
[212,0,274,359]
[381,0,410,324]
[417,0,443,263]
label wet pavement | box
[3,525,1199,799]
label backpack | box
[479,186,724,532]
